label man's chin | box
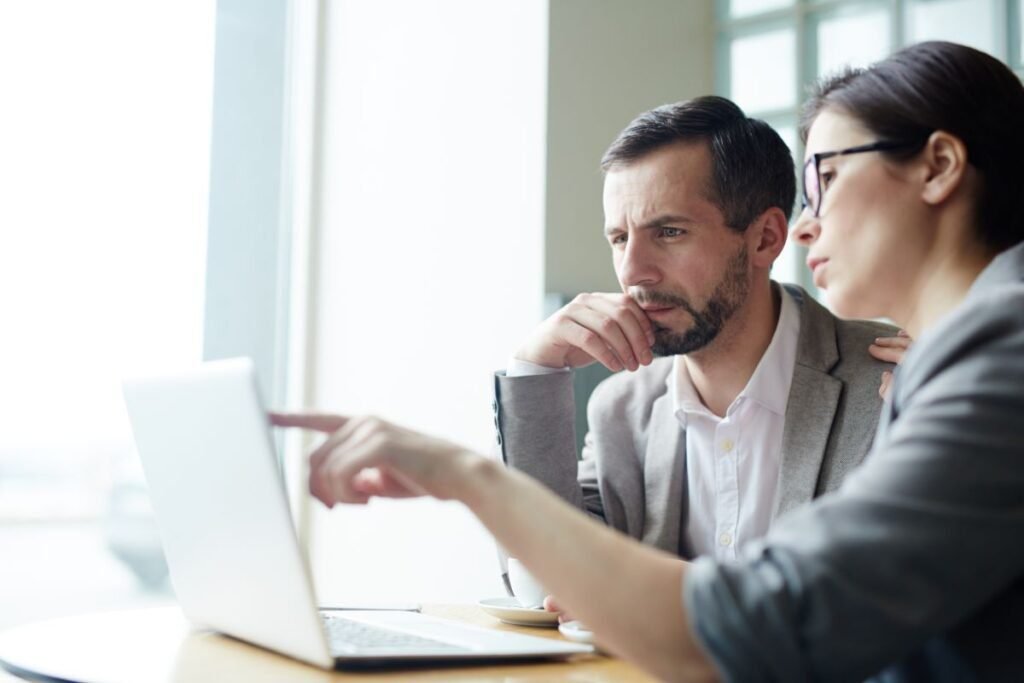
[649,326,679,357]
[650,325,719,356]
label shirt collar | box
[741,286,799,416]
[671,357,713,423]
[670,285,801,420]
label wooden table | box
[0,604,656,682]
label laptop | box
[121,357,592,669]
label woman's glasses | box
[801,140,920,217]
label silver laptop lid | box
[122,358,334,669]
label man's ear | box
[748,207,788,269]
[920,130,969,206]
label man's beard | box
[636,246,750,356]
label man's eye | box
[660,227,685,238]
[609,234,627,246]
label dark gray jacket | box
[686,245,1024,682]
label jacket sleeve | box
[493,370,603,520]
[684,302,1024,681]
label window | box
[305,0,548,604]
[0,0,215,621]
[0,0,302,630]
[0,1,213,523]
[717,0,1023,292]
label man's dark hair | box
[801,41,1024,253]
[600,96,796,232]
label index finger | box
[611,294,655,344]
[269,411,348,433]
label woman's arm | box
[271,412,718,683]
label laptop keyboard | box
[323,615,470,654]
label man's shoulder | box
[589,357,674,413]
[832,317,899,361]
[785,283,897,371]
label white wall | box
[309,0,548,603]
[544,0,715,295]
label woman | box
[274,42,1024,681]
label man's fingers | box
[563,320,625,372]
[517,292,655,370]
[558,294,655,372]
[269,411,348,433]
[585,295,656,367]
[575,307,639,370]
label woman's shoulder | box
[898,282,1024,401]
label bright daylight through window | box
[0,1,214,627]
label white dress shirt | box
[506,288,800,561]
[675,287,800,560]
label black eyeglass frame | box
[801,140,921,217]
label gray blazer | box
[685,244,1024,681]
[493,284,895,558]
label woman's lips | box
[807,257,829,286]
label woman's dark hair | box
[801,41,1024,252]
[602,96,796,232]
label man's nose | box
[789,208,821,247]
[618,237,661,287]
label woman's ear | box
[920,130,969,206]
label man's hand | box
[514,293,656,372]
[869,330,913,401]
[270,412,481,507]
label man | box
[492,96,895,563]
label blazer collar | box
[773,284,843,519]
[969,241,1024,297]
[783,284,839,373]
[642,389,689,555]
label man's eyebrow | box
[604,214,695,236]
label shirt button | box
[719,532,733,547]
[721,438,734,453]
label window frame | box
[204,0,321,544]
[716,0,1023,294]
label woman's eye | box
[821,171,836,189]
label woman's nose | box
[789,208,820,247]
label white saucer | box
[476,597,559,627]
[559,620,607,653]
[558,620,595,643]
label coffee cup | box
[507,558,546,609]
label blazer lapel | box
[773,286,842,520]
[642,389,688,555]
